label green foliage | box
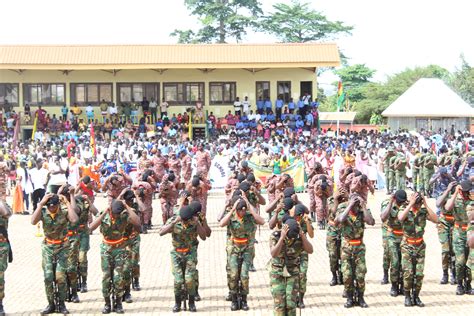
[171,0,263,43]
[260,0,353,42]
[450,55,474,105]
[335,64,374,103]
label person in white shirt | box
[149,97,158,124]
[16,161,34,214]
[242,96,250,115]
[86,104,94,124]
[233,97,242,116]
[108,103,118,120]
[160,98,169,118]
[48,155,68,193]
[29,158,49,211]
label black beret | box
[179,205,194,221]
[239,182,251,192]
[247,173,256,183]
[285,218,300,239]
[460,180,472,192]
[283,187,295,198]
[189,201,202,215]
[295,203,307,216]
[236,200,247,211]
[192,177,200,187]
[394,190,407,203]
[283,197,294,211]
[46,194,60,206]
[111,200,125,214]
[237,174,246,183]
[123,189,135,201]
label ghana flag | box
[90,123,97,157]
[337,81,345,111]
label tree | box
[450,55,474,105]
[260,0,353,43]
[171,0,263,43]
[335,64,375,103]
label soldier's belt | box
[454,223,468,231]
[103,237,126,246]
[232,237,249,245]
[67,230,77,237]
[388,228,404,236]
[346,239,362,246]
[45,237,68,245]
[441,213,454,221]
[406,237,423,245]
[0,237,7,243]
[176,247,190,253]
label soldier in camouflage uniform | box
[220,193,264,311]
[412,153,421,191]
[445,180,473,295]
[326,187,348,287]
[89,199,140,314]
[398,192,438,307]
[394,152,408,191]
[382,146,396,194]
[388,155,397,194]
[335,193,375,308]
[269,217,313,316]
[31,193,79,315]
[422,149,437,197]
[0,200,12,316]
[380,190,408,297]
[159,205,207,313]
[436,181,457,285]
[381,220,391,285]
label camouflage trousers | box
[308,190,315,215]
[161,201,174,225]
[299,251,309,295]
[437,218,454,271]
[226,237,232,290]
[78,229,90,279]
[422,169,434,195]
[0,242,9,300]
[401,241,425,294]
[382,226,391,271]
[388,236,402,283]
[42,242,69,303]
[100,243,128,299]
[270,273,298,316]
[142,205,153,226]
[124,235,141,287]
[171,247,197,297]
[341,242,367,294]
[384,168,394,192]
[66,235,80,290]
[315,196,328,222]
[229,243,252,295]
[395,171,406,190]
[453,228,472,283]
[326,233,341,273]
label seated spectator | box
[86,103,94,123]
[288,98,295,113]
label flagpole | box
[336,107,340,138]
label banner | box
[248,160,305,192]
[209,155,230,191]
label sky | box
[1,0,473,87]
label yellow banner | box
[248,160,305,192]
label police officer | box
[89,199,140,314]
[31,193,79,315]
[380,190,408,297]
[398,192,438,307]
[269,217,313,316]
[335,193,375,308]
[159,205,207,313]
[0,200,12,316]
[220,193,264,311]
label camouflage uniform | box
[437,204,455,277]
[388,156,397,193]
[422,153,436,196]
[400,206,428,296]
[269,230,303,316]
[384,150,395,193]
[412,156,421,191]
[124,203,141,291]
[394,154,407,190]
[452,195,473,285]
[337,204,370,296]
[382,199,404,284]
[167,214,199,298]
[381,222,391,275]
[0,215,10,302]
[298,215,313,296]
[40,204,71,304]
[100,210,129,299]
[228,211,256,295]
[326,198,343,279]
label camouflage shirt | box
[401,206,427,239]
[68,196,90,232]
[0,215,8,239]
[337,203,369,241]
[100,210,129,242]
[269,230,303,276]
[381,199,403,238]
[124,203,140,239]
[167,215,198,249]
[41,204,70,241]
[327,198,344,237]
[453,195,473,226]
[423,153,437,170]
[229,212,256,239]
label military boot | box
[225,292,232,301]
[249,263,257,272]
[465,281,472,295]
[390,282,398,297]
[114,299,124,314]
[172,295,181,313]
[241,295,249,311]
[194,291,201,301]
[329,271,338,286]
[57,301,70,315]
[450,269,456,285]
[41,301,56,315]
[337,270,344,285]
[456,280,465,295]
[81,277,88,293]
[404,291,413,307]
[440,269,448,284]
[77,276,82,292]
[70,289,80,303]
[188,296,197,312]
[413,293,424,307]
[123,286,133,303]
[297,294,305,309]
[0,300,4,316]
[381,269,389,284]
[358,293,368,308]
[344,292,354,308]
[230,294,239,311]
[102,297,112,314]
[132,278,141,291]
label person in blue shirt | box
[264,97,272,114]
[267,111,276,123]
[256,97,264,115]
[288,98,295,114]
[61,104,69,121]
[296,117,304,130]
[275,95,284,121]
[260,113,267,121]
[305,112,314,130]
[297,97,305,117]
[281,108,289,121]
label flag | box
[90,123,97,157]
[337,81,345,111]
[31,112,38,140]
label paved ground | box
[3,191,474,315]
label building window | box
[117,83,159,104]
[163,82,204,105]
[23,83,65,106]
[209,82,236,104]
[0,83,19,106]
[256,81,270,100]
[70,83,113,105]
[277,81,291,103]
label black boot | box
[297,294,305,309]
[0,301,4,316]
[456,280,465,295]
[249,263,256,272]
[230,294,239,311]
[450,269,456,285]
[123,287,133,303]
[337,270,343,285]
[77,276,82,292]
[381,269,389,284]
[330,271,338,286]
[404,291,413,307]
[102,298,112,314]
[344,292,354,308]
[188,296,196,312]
[465,281,472,295]
[41,301,56,315]
[132,278,141,291]
[358,293,368,308]
[172,295,181,313]
[342,289,347,298]
[71,289,80,303]
[390,282,398,297]
[241,295,249,311]
[413,293,424,307]
[225,292,232,301]
[398,280,404,295]
[114,300,124,314]
[194,291,201,301]
[58,301,69,315]
[81,277,88,293]
[440,269,448,284]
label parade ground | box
[5,191,474,315]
